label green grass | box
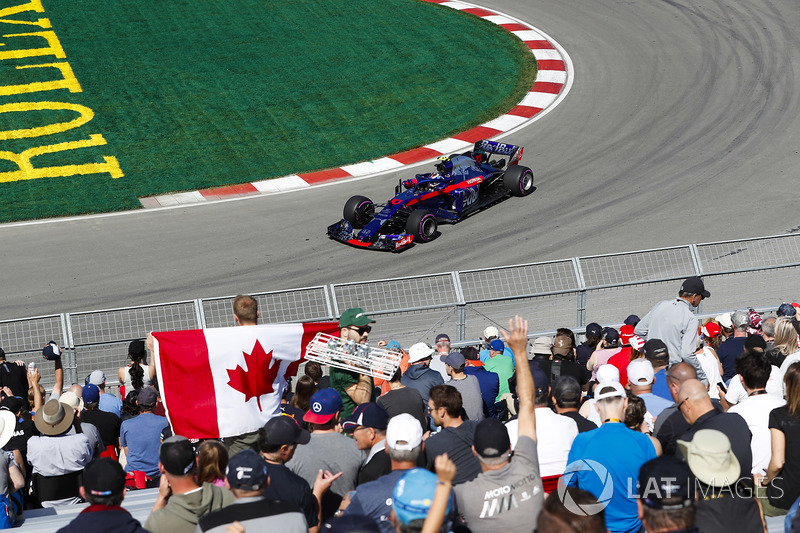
[0,0,537,221]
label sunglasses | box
[350,325,371,335]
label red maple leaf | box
[227,340,281,411]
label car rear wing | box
[474,139,524,165]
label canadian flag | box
[152,322,338,439]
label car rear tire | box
[343,195,374,229]
[503,165,534,197]
[405,210,437,243]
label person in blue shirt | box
[566,381,657,533]
[478,326,515,367]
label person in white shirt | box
[726,351,785,476]
[506,366,577,477]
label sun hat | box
[407,343,435,363]
[677,429,740,488]
[531,336,553,355]
[483,326,500,340]
[34,399,75,436]
[0,408,16,449]
[715,313,734,329]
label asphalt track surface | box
[2,0,800,321]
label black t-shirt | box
[81,408,122,447]
[424,420,481,485]
[537,359,589,386]
[0,362,30,410]
[768,406,800,509]
[680,410,753,479]
[264,461,319,527]
[357,448,391,486]
[576,343,596,367]
[695,483,764,533]
[561,410,598,433]
[3,417,37,459]
[376,387,428,433]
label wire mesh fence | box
[2,234,799,392]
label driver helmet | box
[435,157,453,177]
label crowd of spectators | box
[4,281,800,532]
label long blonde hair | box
[773,317,799,357]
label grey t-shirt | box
[453,435,544,533]
[289,431,363,497]
[448,375,485,421]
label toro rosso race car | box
[327,139,534,251]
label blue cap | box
[624,315,640,326]
[386,340,402,351]
[83,383,100,404]
[342,403,389,432]
[778,303,797,317]
[226,449,268,490]
[393,468,453,524]
[304,388,343,424]
[489,339,505,352]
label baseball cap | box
[160,435,196,476]
[473,418,510,458]
[552,336,571,356]
[748,310,763,330]
[731,310,750,328]
[460,346,480,361]
[642,339,669,360]
[386,413,423,451]
[619,324,635,345]
[483,326,500,340]
[304,388,343,424]
[744,334,766,352]
[715,313,733,329]
[585,323,603,337]
[778,303,797,317]
[407,342,435,363]
[638,455,696,510]
[680,276,710,299]
[137,386,157,406]
[677,429,739,488]
[602,327,619,347]
[627,359,655,386]
[624,315,640,326]
[531,336,553,355]
[83,458,126,498]
[435,334,450,343]
[701,322,721,338]
[594,381,626,401]
[262,414,310,445]
[393,468,453,525]
[341,403,389,433]
[489,339,505,352]
[630,335,646,351]
[88,370,106,386]
[226,449,268,490]
[386,340,402,351]
[42,341,61,360]
[338,308,375,328]
[596,364,620,384]
[440,351,465,368]
[83,383,100,404]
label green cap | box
[339,307,375,328]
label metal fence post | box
[195,299,207,328]
[572,257,587,328]
[451,271,466,341]
[63,313,78,385]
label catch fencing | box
[2,233,800,389]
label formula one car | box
[327,139,534,251]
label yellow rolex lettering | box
[0,101,93,140]
[0,62,81,96]
[0,133,124,183]
[0,30,65,61]
[0,17,51,28]
[0,0,45,18]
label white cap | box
[386,413,423,451]
[715,313,733,329]
[531,336,553,355]
[595,381,627,401]
[627,359,655,385]
[483,326,500,340]
[596,364,620,384]
[407,342,435,363]
[630,335,646,351]
[59,391,84,412]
